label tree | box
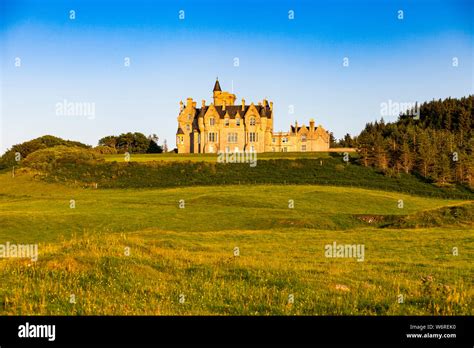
[147,139,162,153]
[98,136,117,149]
[400,141,413,174]
[329,132,337,148]
[416,129,436,178]
[99,132,162,154]
[373,133,388,171]
[339,133,354,147]
[115,132,149,153]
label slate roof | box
[290,125,328,133]
[213,80,222,92]
[195,105,272,119]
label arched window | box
[209,117,215,126]
[250,117,256,126]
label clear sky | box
[0,0,473,152]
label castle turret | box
[212,78,236,106]
[213,78,222,105]
[213,79,222,92]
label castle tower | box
[213,78,221,105]
[212,78,236,106]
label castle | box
[176,80,330,153]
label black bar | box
[0,316,472,346]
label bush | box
[0,135,90,169]
[22,146,101,170]
[92,146,118,155]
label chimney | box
[223,100,226,111]
[179,101,184,112]
[295,120,298,133]
[270,101,273,110]
[202,99,206,108]
[309,119,315,131]
[192,101,196,108]
[186,97,193,108]
[241,99,245,111]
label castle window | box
[225,146,230,153]
[210,118,215,126]
[187,114,192,121]
[301,145,306,151]
[283,147,288,152]
[249,132,256,142]
[272,138,276,143]
[236,118,240,126]
[186,124,190,132]
[250,117,256,126]
[208,132,216,142]
[227,133,238,143]
[225,118,229,126]
[282,137,288,143]
[301,135,307,142]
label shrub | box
[23,146,101,170]
[92,146,118,155]
[0,135,90,169]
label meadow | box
[0,170,472,315]
[103,151,337,163]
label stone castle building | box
[176,80,330,153]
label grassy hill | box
[103,151,336,162]
[0,172,472,315]
[22,154,474,199]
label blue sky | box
[1,0,473,152]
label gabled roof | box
[290,125,329,134]
[176,127,184,135]
[291,125,307,133]
[198,105,272,119]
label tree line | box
[354,96,474,188]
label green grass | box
[0,172,472,315]
[0,172,469,243]
[30,158,474,199]
[1,228,472,315]
[104,151,336,163]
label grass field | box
[0,171,472,315]
[103,151,337,163]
